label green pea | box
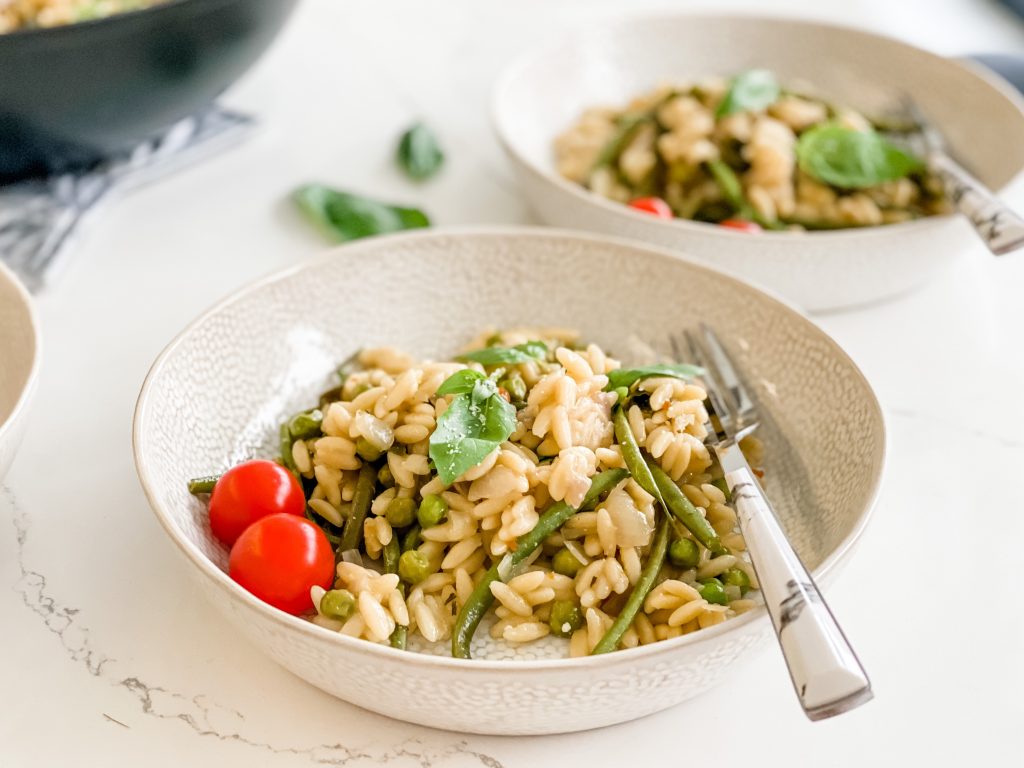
[699,577,729,606]
[552,547,584,577]
[288,409,323,439]
[398,550,435,584]
[417,494,448,528]
[721,568,751,595]
[385,497,417,528]
[319,589,356,620]
[355,437,382,462]
[668,538,700,569]
[549,600,583,638]
[498,372,527,405]
[377,464,395,488]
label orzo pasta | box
[555,69,949,231]
[189,329,766,658]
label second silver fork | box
[674,324,873,721]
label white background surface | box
[3,0,1024,765]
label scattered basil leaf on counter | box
[605,364,705,392]
[397,122,445,181]
[435,369,486,396]
[429,374,517,485]
[456,341,548,366]
[796,124,924,189]
[716,69,781,117]
[293,184,430,243]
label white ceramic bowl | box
[133,228,885,734]
[493,15,1024,311]
[0,262,40,482]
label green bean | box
[711,476,731,502]
[187,475,219,495]
[647,460,728,557]
[451,468,628,659]
[279,423,298,473]
[593,113,651,169]
[382,537,407,649]
[338,463,376,555]
[612,406,663,503]
[318,385,343,410]
[288,409,323,440]
[383,536,401,575]
[591,516,669,654]
[401,524,422,552]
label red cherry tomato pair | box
[208,460,333,614]
[627,198,763,234]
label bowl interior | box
[135,229,885,660]
[0,266,36,430]
[496,15,1024,193]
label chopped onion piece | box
[340,549,364,566]
[563,540,589,566]
[354,409,394,451]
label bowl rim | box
[133,225,887,672]
[0,262,41,446]
[491,12,1024,244]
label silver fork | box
[883,98,1024,256]
[672,324,872,721]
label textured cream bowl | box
[133,228,885,734]
[493,15,1024,312]
[0,263,40,482]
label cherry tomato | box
[628,197,674,219]
[229,513,335,614]
[718,219,763,233]
[208,459,305,546]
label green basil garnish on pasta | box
[796,123,924,189]
[292,184,429,243]
[605,363,704,392]
[429,373,516,485]
[716,69,781,117]
[456,341,547,366]
[396,122,445,181]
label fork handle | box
[929,152,1024,256]
[725,465,872,720]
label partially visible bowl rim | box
[0,0,228,41]
[133,226,887,672]
[0,262,41,446]
[491,12,1024,244]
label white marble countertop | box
[3,0,1024,765]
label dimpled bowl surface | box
[493,15,1024,311]
[0,262,39,482]
[133,228,885,734]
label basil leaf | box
[796,124,924,189]
[429,378,516,485]
[293,184,430,243]
[435,369,486,396]
[716,69,781,117]
[457,341,548,366]
[605,364,704,392]
[397,122,445,181]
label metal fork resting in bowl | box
[884,98,1024,256]
[670,325,872,721]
